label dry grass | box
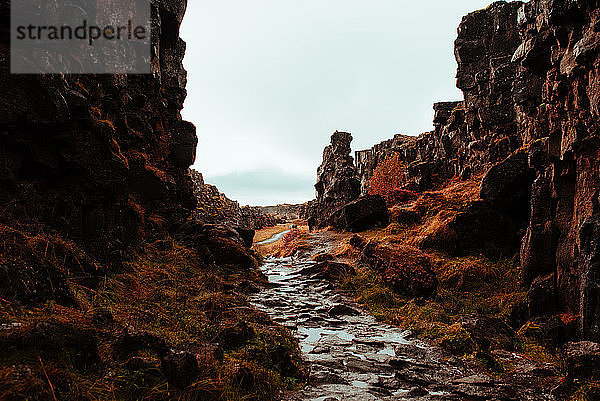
[337,177,559,376]
[273,229,311,258]
[253,224,291,243]
[253,222,309,258]
[0,225,305,401]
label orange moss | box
[366,153,407,201]
[275,229,310,258]
[0,226,305,400]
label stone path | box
[250,233,555,401]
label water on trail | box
[249,232,555,401]
[256,230,291,245]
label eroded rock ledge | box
[0,0,197,266]
[305,0,600,344]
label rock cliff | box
[0,0,197,266]
[0,2,307,398]
[355,1,524,193]
[308,0,600,343]
[513,0,600,342]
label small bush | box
[367,154,408,203]
[440,324,476,356]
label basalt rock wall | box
[356,1,524,194]
[311,0,600,341]
[0,0,197,266]
[513,0,600,341]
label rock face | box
[512,0,600,343]
[358,241,437,298]
[304,131,361,228]
[355,2,524,193]
[308,0,600,341]
[0,0,196,267]
[327,195,389,233]
[190,169,276,230]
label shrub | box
[367,154,408,204]
[440,324,476,356]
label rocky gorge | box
[305,0,600,347]
[2,0,600,400]
[0,0,303,399]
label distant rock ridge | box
[306,0,600,342]
[190,169,276,230]
[255,204,302,221]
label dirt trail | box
[250,232,554,401]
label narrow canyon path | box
[250,232,554,401]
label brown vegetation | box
[0,223,305,401]
[274,230,311,259]
[334,177,563,390]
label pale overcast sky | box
[181,0,495,206]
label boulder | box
[328,304,360,317]
[0,320,101,372]
[328,195,390,232]
[217,321,255,350]
[480,148,533,222]
[177,222,256,268]
[358,241,437,298]
[418,201,518,258]
[460,314,515,351]
[564,341,600,383]
[349,234,367,249]
[298,261,355,281]
[161,350,199,388]
[270,344,302,378]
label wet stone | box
[249,232,555,401]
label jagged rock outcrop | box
[309,0,600,342]
[355,2,524,194]
[303,131,361,229]
[0,0,196,267]
[190,169,276,230]
[315,131,360,204]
